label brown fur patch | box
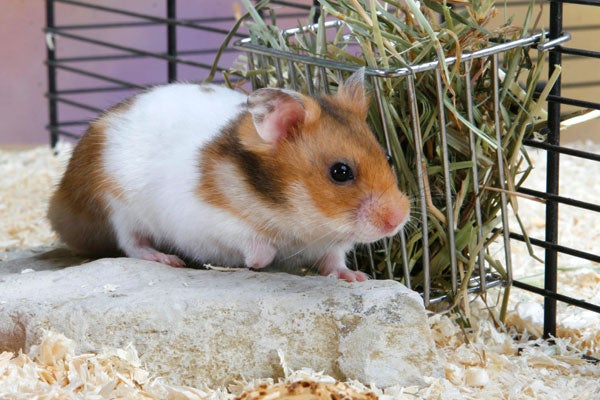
[199,113,288,207]
[48,121,124,256]
[315,96,349,124]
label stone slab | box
[0,248,442,388]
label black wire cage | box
[45,0,600,338]
[512,0,600,338]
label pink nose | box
[380,206,408,234]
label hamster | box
[48,69,410,282]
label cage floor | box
[1,141,600,398]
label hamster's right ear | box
[247,88,319,145]
[337,67,369,117]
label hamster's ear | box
[336,67,369,117]
[248,88,313,144]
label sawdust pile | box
[1,143,600,398]
[2,318,599,399]
[0,144,69,251]
[0,331,381,399]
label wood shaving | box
[0,331,213,399]
[0,143,70,253]
[1,142,600,398]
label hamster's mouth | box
[354,196,410,244]
[352,221,407,244]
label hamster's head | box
[245,68,410,245]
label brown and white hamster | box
[48,69,410,282]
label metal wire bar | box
[167,0,177,82]
[518,187,600,213]
[45,29,217,70]
[562,80,600,89]
[559,46,600,59]
[46,61,146,89]
[509,232,600,264]
[544,94,600,110]
[513,280,600,313]
[371,78,394,154]
[51,47,238,64]
[46,94,104,113]
[52,15,248,31]
[54,86,141,94]
[406,74,431,306]
[523,140,600,162]
[318,66,329,94]
[464,59,487,292]
[50,119,89,126]
[304,63,314,95]
[52,0,240,34]
[399,232,411,289]
[270,0,313,9]
[235,22,564,78]
[544,0,564,338]
[550,0,600,6]
[46,0,59,148]
[274,58,284,87]
[434,67,458,294]
[429,276,505,305]
[492,53,514,291]
[288,59,298,90]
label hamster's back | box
[106,84,244,163]
[48,83,247,256]
[102,83,247,193]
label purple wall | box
[1,1,47,145]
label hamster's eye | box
[386,154,393,165]
[330,162,355,183]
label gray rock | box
[0,248,442,388]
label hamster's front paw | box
[318,250,369,282]
[244,238,277,269]
[322,266,370,282]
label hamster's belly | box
[107,186,342,270]
[150,202,327,268]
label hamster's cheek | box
[285,182,356,240]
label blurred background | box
[1,0,598,146]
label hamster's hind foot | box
[329,268,370,282]
[121,233,186,268]
[140,249,186,268]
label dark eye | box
[386,154,393,165]
[330,162,355,183]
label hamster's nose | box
[379,190,410,234]
[380,205,409,234]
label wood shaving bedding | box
[1,142,600,398]
[2,320,599,399]
[0,143,70,253]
